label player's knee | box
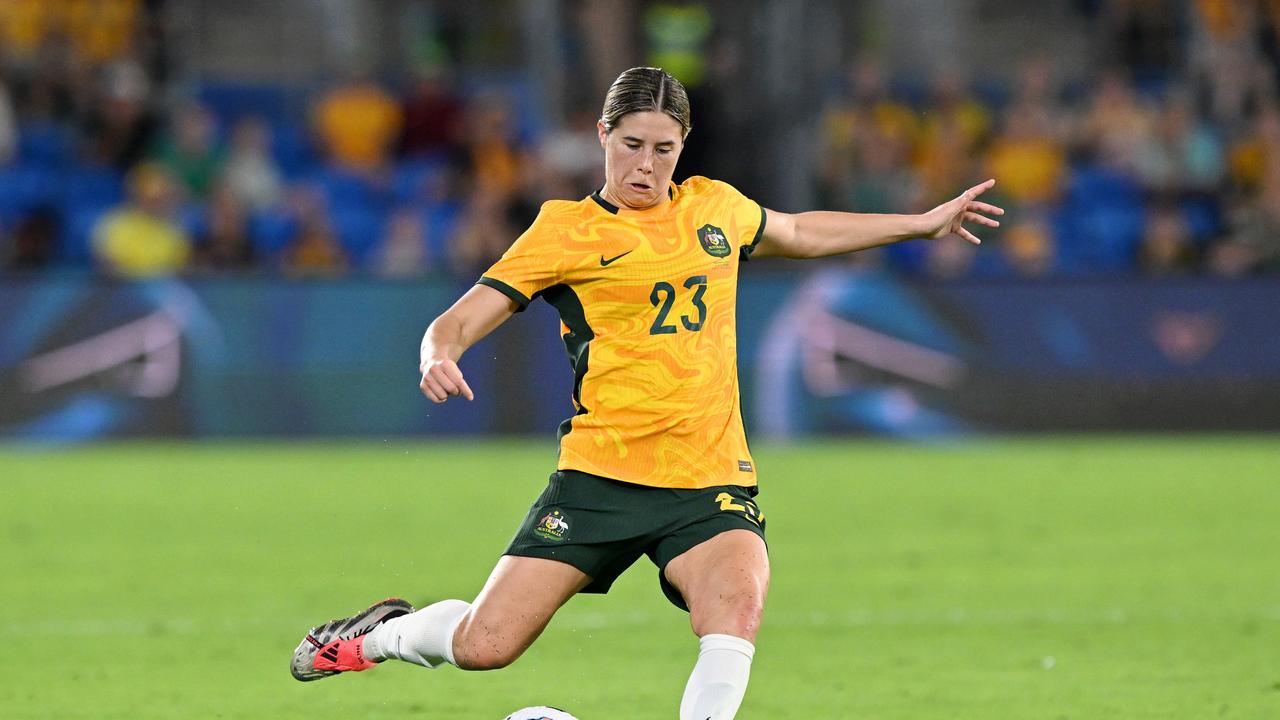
[727,595,765,638]
[692,592,765,640]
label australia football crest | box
[696,224,732,258]
[533,509,570,541]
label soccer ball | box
[503,707,578,720]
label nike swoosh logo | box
[599,250,633,266]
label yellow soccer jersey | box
[478,176,766,489]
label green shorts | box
[505,469,767,611]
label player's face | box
[597,111,684,210]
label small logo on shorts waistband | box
[738,460,753,472]
[534,510,570,541]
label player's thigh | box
[662,529,770,641]
[453,554,591,669]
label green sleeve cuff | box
[477,277,532,311]
[740,204,767,262]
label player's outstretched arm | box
[419,285,519,403]
[753,179,1004,259]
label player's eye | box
[657,147,671,155]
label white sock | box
[362,599,470,669]
[679,633,755,720]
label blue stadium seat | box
[309,166,387,211]
[198,82,290,126]
[422,201,462,262]
[59,167,126,210]
[1180,195,1223,245]
[17,122,75,168]
[0,164,60,224]
[392,157,447,205]
[59,204,112,265]
[1057,165,1145,274]
[177,203,208,241]
[272,121,318,179]
[330,203,386,266]
[459,74,545,144]
[248,207,300,256]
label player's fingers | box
[420,373,448,403]
[430,367,463,397]
[440,363,475,401]
[957,227,982,245]
[964,211,1000,228]
[966,178,996,197]
[969,201,1005,216]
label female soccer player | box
[292,67,1003,720]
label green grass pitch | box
[1,437,1277,719]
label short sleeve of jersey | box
[710,180,767,261]
[476,204,566,310]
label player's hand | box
[419,358,474,403]
[920,178,1004,245]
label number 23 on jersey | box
[649,275,708,335]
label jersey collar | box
[590,185,676,215]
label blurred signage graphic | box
[2,273,1278,441]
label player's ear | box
[597,119,608,148]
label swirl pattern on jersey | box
[479,177,766,489]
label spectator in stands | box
[914,69,991,200]
[817,59,917,209]
[537,107,603,199]
[1190,0,1266,131]
[1078,70,1152,173]
[399,64,464,160]
[312,72,402,174]
[91,162,190,277]
[845,123,918,215]
[220,115,283,210]
[985,100,1067,207]
[1007,57,1072,147]
[373,208,431,277]
[281,191,347,276]
[193,183,254,272]
[1227,100,1280,196]
[464,91,525,198]
[923,231,978,280]
[1214,101,1280,275]
[1135,90,1224,195]
[82,56,157,170]
[0,77,15,164]
[3,206,58,270]
[1000,214,1056,278]
[9,32,93,127]
[1211,197,1280,275]
[153,102,223,199]
[1140,203,1198,275]
[449,186,516,274]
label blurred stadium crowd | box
[2,0,1280,279]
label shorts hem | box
[503,545,613,594]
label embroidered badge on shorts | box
[533,509,570,541]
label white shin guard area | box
[679,633,756,720]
